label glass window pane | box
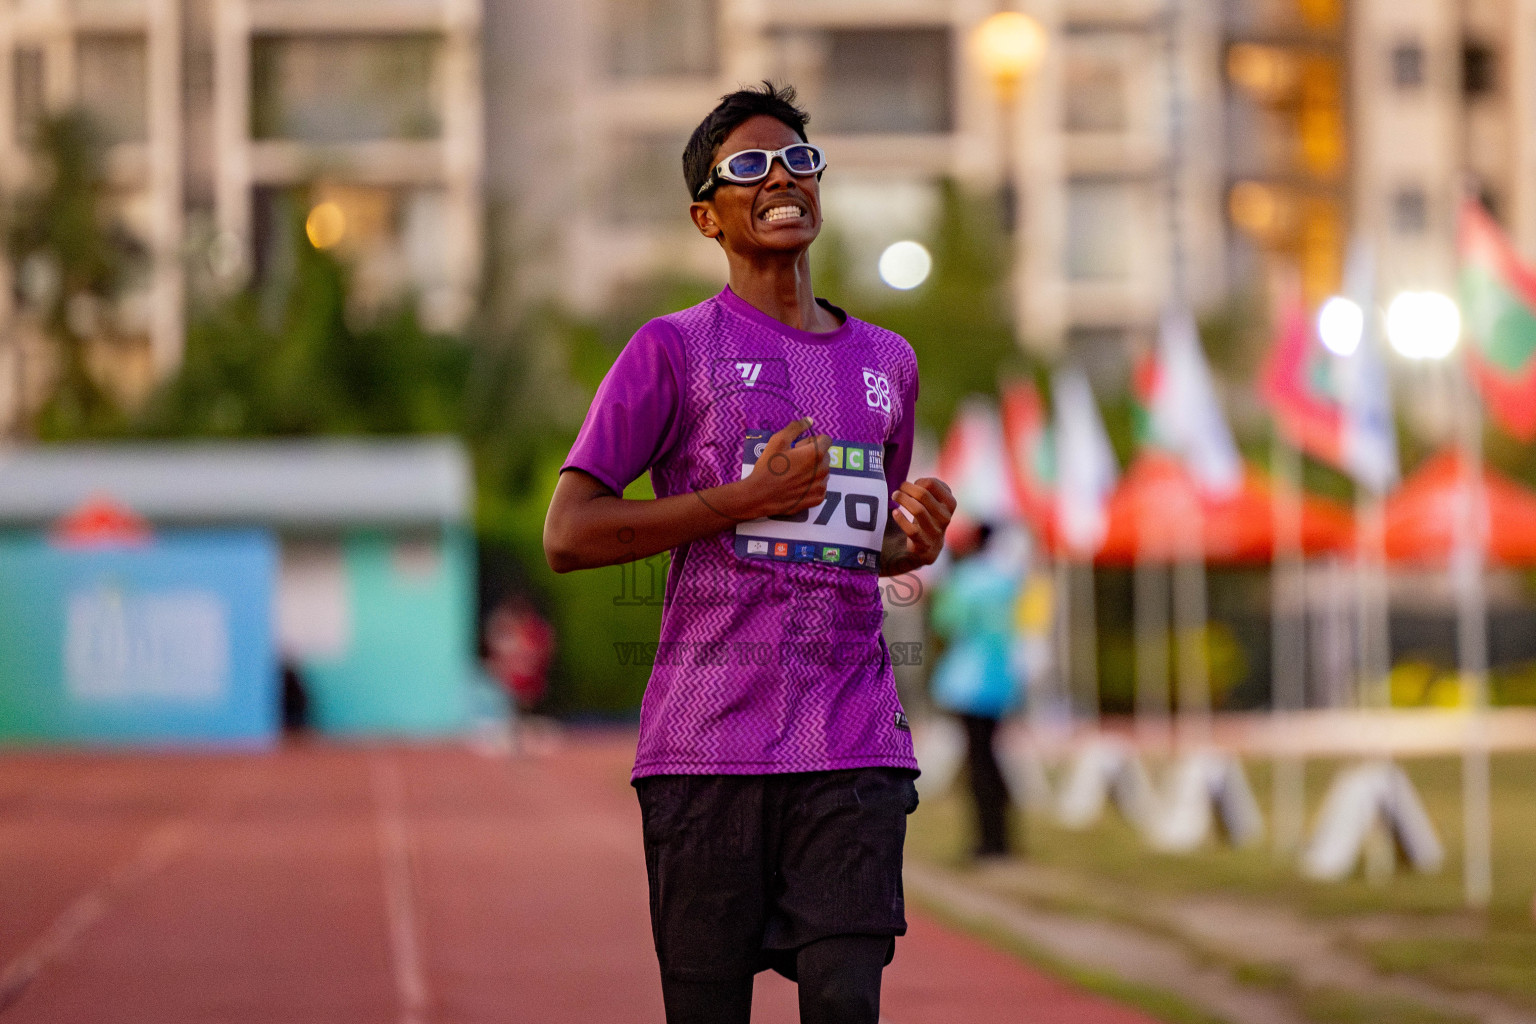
[251,35,442,143]
[606,0,718,78]
[819,29,953,134]
[1463,42,1496,97]
[1066,180,1132,281]
[1391,42,1424,88]
[1067,326,1130,392]
[13,47,44,144]
[1224,0,1341,34]
[1064,52,1127,133]
[76,34,148,144]
[1391,187,1428,233]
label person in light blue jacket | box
[929,522,1025,859]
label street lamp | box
[973,11,1047,233]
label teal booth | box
[0,439,477,742]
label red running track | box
[0,731,1158,1024]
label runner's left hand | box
[890,477,956,568]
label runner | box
[544,82,956,1024]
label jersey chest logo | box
[715,358,788,393]
[862,368,892,413]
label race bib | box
[733,431,888,572]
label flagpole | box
[1134,545,1172,754]
[1353,494,1390,711]
[1451,359,1493,908]
[1074,558,1101,731]
[1053,552,1076,728]
[1270,431,1308,857]
[1173,495,1212,750]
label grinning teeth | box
[761,206,803,222]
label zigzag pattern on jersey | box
[633,293,920,777]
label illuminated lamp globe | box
[306,202,347,250]
[878,241,933,290]
[973,12,1047,97]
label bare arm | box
[543,417,831,573]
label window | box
[1064,53,1128,133]
[606,0,717,78]
[1066,180,1132,281]
[12,47,44,144]
[1463,42,1496,97]
[76,35,149,144]
[1067,326,1130,394]
[1391,187,1427,233]
[251,35,441,142]
[1390,42,1423,89]
[818,29,953,134]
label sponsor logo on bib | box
[734,430,888,572]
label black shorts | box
[634,766,920,982]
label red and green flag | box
[999,380,1056,530]
[1459,198,1536,440]
[1260,274,1346,467]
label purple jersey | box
[563,287,920,779]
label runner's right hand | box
[746,417,830,518]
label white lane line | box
[371,756,430,1024]
[0,821,190,1013]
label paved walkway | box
[0,730,1158,1024]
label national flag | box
[1458,198,1536,440]
[1260,271,1347,467]
[937,396,1018,526]
[1134,307,1243,497]
[1052,368,1118,555]
[998,380,1056,530]
[1338,240,1399,494]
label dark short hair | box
[683,82,810,201]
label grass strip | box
[908,888,1232,1024]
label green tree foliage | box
[3,112,146,437]
[848,183,1034,437]
[140,210,468,438]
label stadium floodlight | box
[1386,290,1460,360]
[1317,295,1364,356]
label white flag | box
[1148,307,1243,497]
[1339,240,1400,494]
[1052,368,1119,555]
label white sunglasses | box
[695,143,828,200]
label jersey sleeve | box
[561,318,686,495]
[883,344,919,510]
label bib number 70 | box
[771,490,880,530]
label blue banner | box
[0,531,279,746]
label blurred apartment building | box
[0,0,482,431]
[5,0,1536,425]
[492,0,1227,368]
[499,0,1536,371]
[1228,0,1536,312]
